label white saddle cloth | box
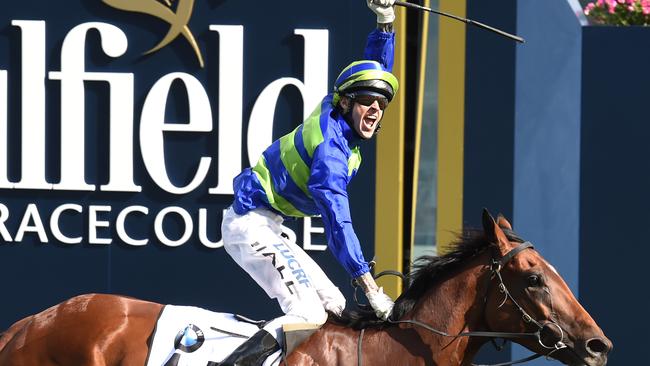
[146,305,281,366]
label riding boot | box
[219,329,280,366]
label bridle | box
[474,241,568,364]
[356,241,569,366]
[358,241,568,366]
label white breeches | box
[221,206,346,341]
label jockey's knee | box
[287,302,328,325]
[305,307,328,325]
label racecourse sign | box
[0,0,376,327]
[0,22,329,194]
[0,20,329,248]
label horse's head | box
[481,209,612,366]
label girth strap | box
[357,328,365,366]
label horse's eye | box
[527,274,542,287]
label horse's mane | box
[330,227,524,329]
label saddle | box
[227,316,321,355]
[282,323,321,355]
[148,306,322,366]
[149,306,269,366]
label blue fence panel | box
[513,0,584,363]
[580,25,650,365]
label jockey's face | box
[340,95,385,139]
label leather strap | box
[495,242,534,270]
[357,328,365,366]
[387,318,539,341]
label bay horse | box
[0,210,611,365]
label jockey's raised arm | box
[220,1,399,364]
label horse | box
[0,210,611,366]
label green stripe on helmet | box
[332,62,399,107]
[334,60,384,86]
[337,69,399,97]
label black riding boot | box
[219,329,280,366]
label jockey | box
[220,1,398,364]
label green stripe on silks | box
[280,126,312,197]
[348,147,362,176]
[302,105,325,158]
[252,156,306,217]
[301,104,362,176]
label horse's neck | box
[403,253,491,362]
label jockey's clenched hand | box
[367,0,396,24]
[356,272,395,320]
[366,287,394,320]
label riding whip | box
[393,1,525,43]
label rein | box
[356,241,568,366]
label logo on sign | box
[102,0,204,67]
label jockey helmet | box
[332,60,399,106]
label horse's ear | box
[482,208,512,254]
[482,208,496,241]
[496,213,513,230]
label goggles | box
[346,92,389,110]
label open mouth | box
[363,114,377,129]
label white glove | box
[366,287,394,320]
[367,0,396,24]
[369,0,395,7]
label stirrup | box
[234,314,269,329]
[282,323,322,356]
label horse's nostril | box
[586,337,611,355]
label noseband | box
[357,241,568,366]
